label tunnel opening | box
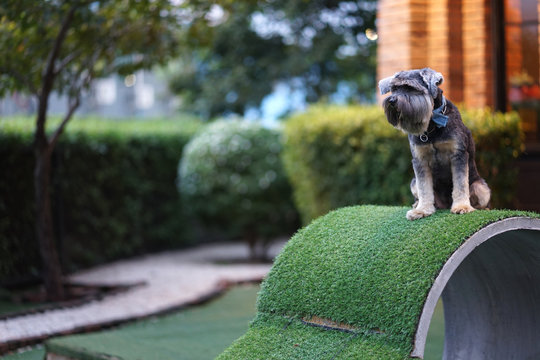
[442,229,540,359]
[413,219,540,359]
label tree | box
[0,0,185,300]
[169,0,377,119]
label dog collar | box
[431,96,448,128]
[419,126,437,142]
[418,98,448,142]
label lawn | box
[0,288,43,317]
[45,284,260,360]
[1,284,259,360]
[0,347,44,360]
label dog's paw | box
[406,207,435,221]
[451,203,475,214]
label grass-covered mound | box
[218,205,540,359]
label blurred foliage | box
[0,116,202,280]
[461,108,524,208]
[178,120,298,259]
[0,0,210,297]
[283,104,524,224]
[0,0,185,97]
[168,0,377,119]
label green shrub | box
[283,104,523,224]
[460,108,524,208]
[178,120,298,259]
[0,115,202,280]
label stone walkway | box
[0,240,285,350]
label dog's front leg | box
[407,153,436,220]
[450,150,475,214]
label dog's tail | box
[470,179,491,209]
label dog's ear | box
[378,74,395,95]
[420,68,444,98]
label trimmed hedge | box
[283,104,523,224]
[0,116,202,280]
[178,120,298,258]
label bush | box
[178,120,298,259]
[0,116,202,281]
[283,104,523,224]
[460,108,524,208]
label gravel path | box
[0,241,285,350]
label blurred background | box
[1,0,378,122]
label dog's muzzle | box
[382,98,400,127]
[387,96,397,106]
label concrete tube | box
[413,218,540,359]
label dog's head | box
[379,68,444,135]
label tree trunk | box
[246,230,258,262]
[30,3,78,302]
[245,229,268,262]
[34,115,64,301]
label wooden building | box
[377,0,540,210]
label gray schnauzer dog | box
[379,68,491,220]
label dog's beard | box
[383,93,433,135]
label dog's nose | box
[388,96,397,105]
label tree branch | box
[36,5,78,146]
[47,49,101,150]
[43,6,77,82]
[53,49,83,75]
[47,95,80,152]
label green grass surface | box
[0,264,444,360]
[0,301,38,317]
[0,347,44,360]
[45,284,259,360]
[219,301,445,360]
[0,287,47,318]
[219,205,539,359]
[3,206,536,360]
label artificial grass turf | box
[0,301,38,318]
[44,284,260,360]
[218,205,540,359]
[0,347,44,360]
[0,288,45,317]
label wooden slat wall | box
[377,0,492,107]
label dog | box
[378,68,491,220]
